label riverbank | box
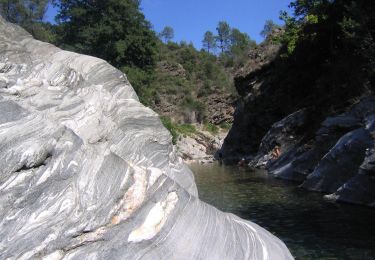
[175,125,228,164]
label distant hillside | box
[125,41,237,126]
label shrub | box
[160,116,178,144]
[176,124,197,136]
[220,122,232,130]
[121,66,155,105]
[160,116,197,144]
[204,122,219,135]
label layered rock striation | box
[0,17,293,259]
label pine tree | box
[260,20,279,38]
[159,26,174,43]
[216,21,231,53]
[202,31,216,53]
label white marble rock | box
[0,16,293,260]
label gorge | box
[218,20,375,208]
[1,0,375,258]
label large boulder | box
[0,17,293,259]
[301,127,372,192]
[248,96,375,206]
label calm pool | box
[190,163,375,259]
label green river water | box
[190,163,375,260]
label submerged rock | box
[0,17,293,259]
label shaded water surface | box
[190,163,375,260]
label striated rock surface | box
[0,17,293,259]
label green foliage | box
[216,21,231,53]
[230,28,252,51]
[253,0,375,132]
[226,28,257,66]
[0,0,56,42]
[202,31,216,54]
[27,21,58,43]
[159,116,197,144]
[220,122,232,130]
[260,20,280,38]
[279,11,301,56]
[54,0,158,69]
[203,23,258,68]
[121,66,155,105]
[156,40,233,95]
[159,26,174,43]
[160,116,179,144]
[0,0,18,22]
[176,123,197,136]
[2,2,240,130]
[182,96,205,111]
[204,122,219,135]
[0,0,49,24]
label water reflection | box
[190,163,375,259]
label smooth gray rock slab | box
[249,96,375,206]
[301,128,372,192]
[258,109,306,155]
[0,17,293,259]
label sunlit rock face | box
[0,17,293,259]
[248,95,375,207]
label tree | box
[202,31,216,53]
[260,20,280,38]
[0,0,53,42]
[228,28,256,58]
[0,0,49,24]
[159,26,174,43]
[230,29,252,50]
[0,0,16,22]
[54,0,158,69]
[216,21,231,53]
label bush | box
[160,116,179,144]
[121,66,155,105]
[176,124,197,136]
[204,122,219,135]
[220,122,232,130]
[160,116,197,144]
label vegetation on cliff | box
[0,0,255,132]
[4,0,373,148]
[223,0,375,156]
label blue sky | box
[46,0,292,49]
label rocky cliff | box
[153,60,236,125]
[219,32,375,208]
[0,17,293,259]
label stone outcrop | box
[0,17,293,259]
[177,127,227,164]
[248,97,375,207]
[218,25,375,207]
[154,89,235,125]
[218,36,283,164]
